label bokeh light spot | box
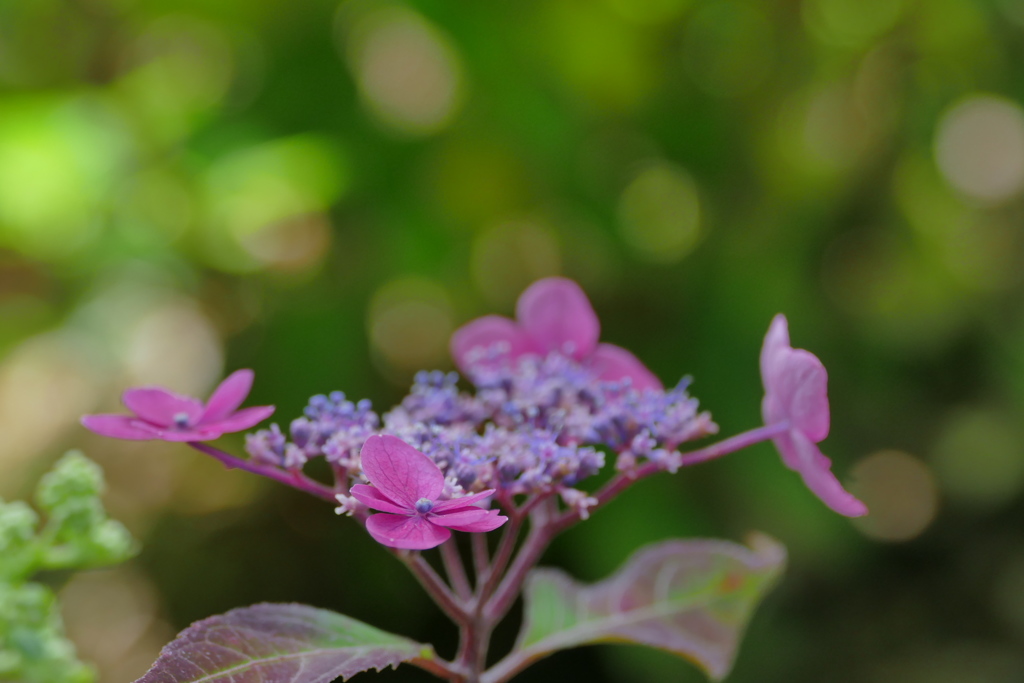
[931,407,1024,509]
[849,450,939,542]
[204,135,346,272]
[341,4,464,136]
[617,161,701,263]
[893,155,1022,293]
[0,332,101,485]
[0,96,124,260]
[124,299,223,394]
[116,15,235,143]
[238,213,332,274]
[369,278,454,375]
[934,95,1024,204]
[471,220,561,308]
[61,567,173,683]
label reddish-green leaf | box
[135,603,433,683]
[512,533,785,680]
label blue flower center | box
[414,498,434,514]
[173,412,191,429]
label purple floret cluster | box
[81,276,868,554]
[244,349,717,510]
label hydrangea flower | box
[348,435,507,550]
[451,277,662,391]
[81,370,274,442]
[760,315,867,517]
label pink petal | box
[123,387,204,428]
[787,431,868,517]
[760,314,829,443]
[450,315,537,373]
[157,428,228,442]
[200,369,255,424]
[80,415,163,440]
[774,349,830,442]
[587,343,663,391]
[431,508,508,532]
[431,489,496,513]
[759,314,790,391]
[203,405,275,434]
[516,278,600,359]
[349,484,411,514]
[358,435,445,508]
[365,513,451,550]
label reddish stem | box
[187,442,338,502]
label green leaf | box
[134,603,435,683]
[514,533,786,681]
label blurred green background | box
[1,0,1024,680]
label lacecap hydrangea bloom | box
[82,277,868,683]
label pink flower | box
[451,277,662,391]
[760,315,867,517]
[81,369,275,442]
[350,435,507,550]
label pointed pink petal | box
[516,278,600,359]
[431,490,496,512]
[450,315,537,373]
[588,343,663,391]
[81,415,163,440]
[202,405,275,434]
[349,484,411,514]
[785,431,868,517]
[200,369,255,424]
[359,435,445,507]
[431,508,508,532]
[122,387,204,427]
[365,513,451,550]
[760,314,830,442]
[759,314,791,390]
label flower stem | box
[441,538,473,602]
[402,552,468,626]
[483,500,556,623]
[187,442,338,503]
[676,421,790,467]
[471,533,490,587]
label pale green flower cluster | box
[0,452,136,683]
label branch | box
[401,552,469,626]
[441,538,473,602]
[187,442,337,502]
[483,501,556,623]
[471,533,490,588]
[676,422,790,467]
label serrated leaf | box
[514,533,786,680]
[134,603,434,683]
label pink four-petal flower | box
[81,369,275,442]
[760,315,868,517]
[350,435,508,550]
[451,277,662,391]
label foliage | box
[136,603,432,683]
[0,452,137,683]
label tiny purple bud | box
[415,498,434,514]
